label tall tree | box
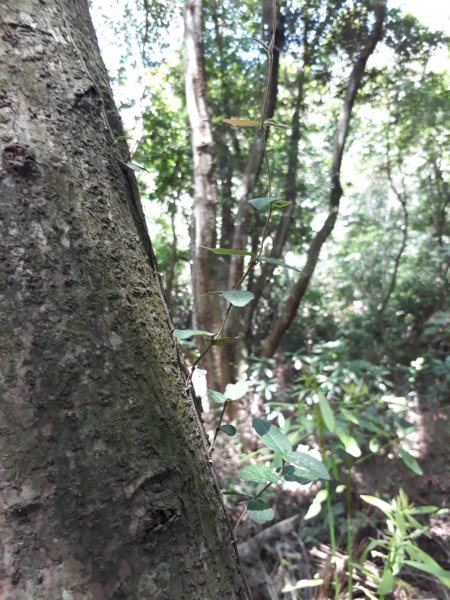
[260,0,387,357]
[0,1,249,597]
[184,0,226,389]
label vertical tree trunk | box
[260,1,387,358]
[184,0,228,390]
[227,0,283,293]
[0,1,248,598]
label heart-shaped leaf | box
[248,197,285,210]
[252,418,292,454]
[222,290,255,307]
[282,451,329,481]
[174,329,214,340]
[224,380,248,401]
[247,499,275,524]
[220,424,237,437]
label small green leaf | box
[224,380,248,401]
[248,197,284,210]
[247,499,275,524]
[240,465,280,484]
[361,494,392,517]
[220,424,237,437]
[211,337,240,346]
[223,118,261,127]
[252,418,292,454]
[203,247,254,257]
[398,447,423,475]
[208,389,227,404]
[282,451,330,481]
[369,437,380,453]
[272,201,291,208]
[174,329,214,340]
[304,500,323,521]
[259,256,302,272]
[336,484,346,494]
[404,560,450,587]
[248,197,291,211]
[304,488,329,521]
[315,489,329,503]
[318,391,335,433]
[340,407,360,425]
[282,465,310,485]
[335,426,361,457]
[222,290,255,307]
[377,567,394,595]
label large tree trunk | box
[0,2,249,598]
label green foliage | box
[93,0,449,593]
[360,490,450,594]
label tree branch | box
[260,1,387,358]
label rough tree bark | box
[261,0,387,358]
[0,1,249,598]
[184,0,227,391]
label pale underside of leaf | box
[173,328,214,340]
[283,450,330,481]
[248,197,285,210]
[222,290,255,307]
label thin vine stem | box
[209,400,229,456]
[185,0,278,389]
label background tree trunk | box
[260,0,387,358]
[184,0,228,391]
[0,1,248,598]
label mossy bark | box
[0,1,248,598]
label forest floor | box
[210,390,450,599]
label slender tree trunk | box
[376,145,409,322]
[184,0,227,390]
[227,0,284,292]
[261,1,387,358]
[220,0,283,381]
[0,1,249,598]
[243,69,306,340]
